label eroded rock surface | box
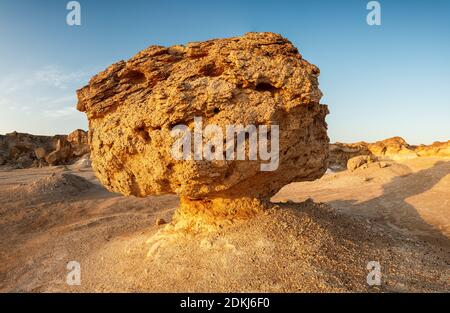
[77,32,329,216]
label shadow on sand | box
[329,160,450,247]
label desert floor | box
[0,157,449,292]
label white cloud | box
[0,64,99,134]
[43,106,78,118]
[33,65,92,89]
[0,98,11,107]
[36,94,77,107]
[0,65,94,110]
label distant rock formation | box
[67,129,90,157]
[77,32,329,221]
[368,136,418,160]
[329,137,450,170]
[346,155,376,171]
[0,129,90,168]
[45,137,73,166]
[329,142,371,171]
[414,140,450,157]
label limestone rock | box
[0,132,52,168]
[328,142,372,170]
[367,137,417,160]
[45,138,72,166]
[0,130,90,168]
[329,137,450,169]
[45,151,60,166]
[77,32,329,215]
[67,129,88,145]
[415,140,450,157]
[68,129,90,157]
[347,155,376,171]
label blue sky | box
[0,0,449,144]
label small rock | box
[155,218,166,226]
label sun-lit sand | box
[0,157,448,292]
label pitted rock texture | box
[77,32,329,202]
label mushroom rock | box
[76,32,329,225]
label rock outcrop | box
[0,130,90,168]
[77,32,329,219]
[346,155,376,171]
[67,129,90,157]
[329,137,450,170]
[368,137,417,160]
[329,142,371,170]
[0,132,59,168]
[45,138,73,166]
[415,140,450,157]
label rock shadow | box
[329,160,450,247]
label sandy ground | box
[0,157,449,292]
[273,158,450,245]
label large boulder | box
[77,32,329,216]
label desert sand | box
[0,155,448,292]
